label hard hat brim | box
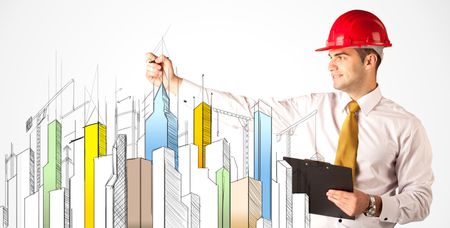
[315,43,392,52]
[315,46,331,52]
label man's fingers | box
[327,190,341,200]
[327,189,364,216]
[162,55,172,65]
[328,196,348,213]
[156,55,173,66]
[155,55,164,64]
[146,60,163,79]
[146,71,163,84]
[327,189,351,200]
[146,52,157,63]
[148,63,162,71]
[328,195,354,216]
[327,195,338,204]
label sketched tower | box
[231,177,262,228]
[253,101,272,220]
[6,151,17,228]
[145,84,179,169]
[193,102,211,168]
[44,120,62,228]
[153,147,188,228]
[113,134,128,228]
[84,122,107,228]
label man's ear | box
[365,53,378,70]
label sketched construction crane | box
[275,109,324,161]
[115,84,140,158]
[212,106,252,177]
[25,79,78,188]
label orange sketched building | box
[231,177,262,228]
[127,158,152,228]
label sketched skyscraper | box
[44,120,62,228]
[153,147,188,228]
[0,206,7,228]
[5,151,17,228]
[193,101,212,168]
[113,134,127,228]
[231,177,262,228]
[206,139,231,228]
[84,122,107,228]
[7,147,34,228]
[145,84,179,169]
[274,160,293,228]
[127,158,152,228]
[253,102,272,220]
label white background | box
[0,0,449,227]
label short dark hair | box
[355,48,382,70]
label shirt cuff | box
[379,195,400,223]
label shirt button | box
[338,219,342,223]
[384,218,388,221]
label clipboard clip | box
[303,159,332,170]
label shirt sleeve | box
[178,78,257,117]
[178,78,313,132]
[379,119,434,224]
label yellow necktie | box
[335,100,360,181]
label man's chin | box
[333,84,342,91]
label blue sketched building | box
[145,85,179,169]
[253,103,272,220]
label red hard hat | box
[316,10,392,51]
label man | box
[146,10,433,227]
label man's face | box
[328,48,367,94]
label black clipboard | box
[283,157,354,220]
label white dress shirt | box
[178,79,433,228]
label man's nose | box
[328,59,337,72]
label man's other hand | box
[326,189,371,217]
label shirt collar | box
[339,85,383,115]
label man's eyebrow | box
[328,52,349,58]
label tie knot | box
[348,101,360,113]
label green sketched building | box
[43,120,62,228]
